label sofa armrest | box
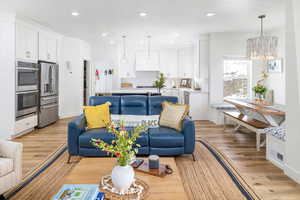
[0,140,23,182]
[68,115,86,155]
[182,117,195,154]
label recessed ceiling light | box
[71,12,80,16]
[206,13,216,17]
[109,40,115,45]
[101,32,108,37]
[174,33,180,37]
[139,12,148,17]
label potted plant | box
[153,73,166,93]
[91,122,146,194]
[253,84,267,100]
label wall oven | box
[16,61,39,92]
[16,90,39,118]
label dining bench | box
[223,111,270,151]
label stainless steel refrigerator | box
[38,62,59,128]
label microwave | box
[16,90,39,118]
[16,61,39,92]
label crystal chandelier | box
[246,15,278,60]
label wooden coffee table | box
[63,157,188,200]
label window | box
[223,59,252,98]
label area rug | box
[175,140,261,200]
[4,144,75,200]
[6,141,261,200]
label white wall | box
[284,0,300,184]
[261,29,286,105]
[208,31,286,105]
[91,40,120,93]
[0,12,15,139]
[59,37,91,118]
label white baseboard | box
[284,165,300,184]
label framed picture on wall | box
[180,79,192,88]
[267,59,283,73]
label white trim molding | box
[285,165,300,184]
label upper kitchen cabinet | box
[178,46,194,78]
[160,49,178,78]
[135,51,159,71]
[39,31,57,63]
[16,22,38,62]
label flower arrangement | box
[91,122,147,166]
[253,84,267,100]
[253,84,267,95]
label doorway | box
[83,60,91,106]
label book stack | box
[52,184,104,200]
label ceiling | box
[1,0,285,45]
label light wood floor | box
[198,121,300,200]
[12,118,71,178]
[9,119,300,200]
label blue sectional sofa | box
[67,95,195,161]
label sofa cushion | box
[159,101,189,131]
[84,103,110,129]
[148,96,178,115]
[0,158,14,177]
[121,96,148,115]
[149,127,184,148]
[126,128,149,147]
[79,128,114,148]
[89,96,120,114]
[111,115,159,128]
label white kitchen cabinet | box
[178,47,194,78]
[39,31,57,62]
[184,91,209,120]
[16,22,38,62]
[14,114,38,137]
[161,88,179,97]
[135,51,159,71]
[160,49,178,78]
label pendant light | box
[147,35,151,59]
[121,35,128,63]
[246,15,278,60]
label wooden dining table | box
[224,98,286,126]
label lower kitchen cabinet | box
[184,91,209,120]
[14,114,38,137]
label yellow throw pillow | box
[84,102,111,129]
[159,101,189,131]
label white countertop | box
[113,87,208,94]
